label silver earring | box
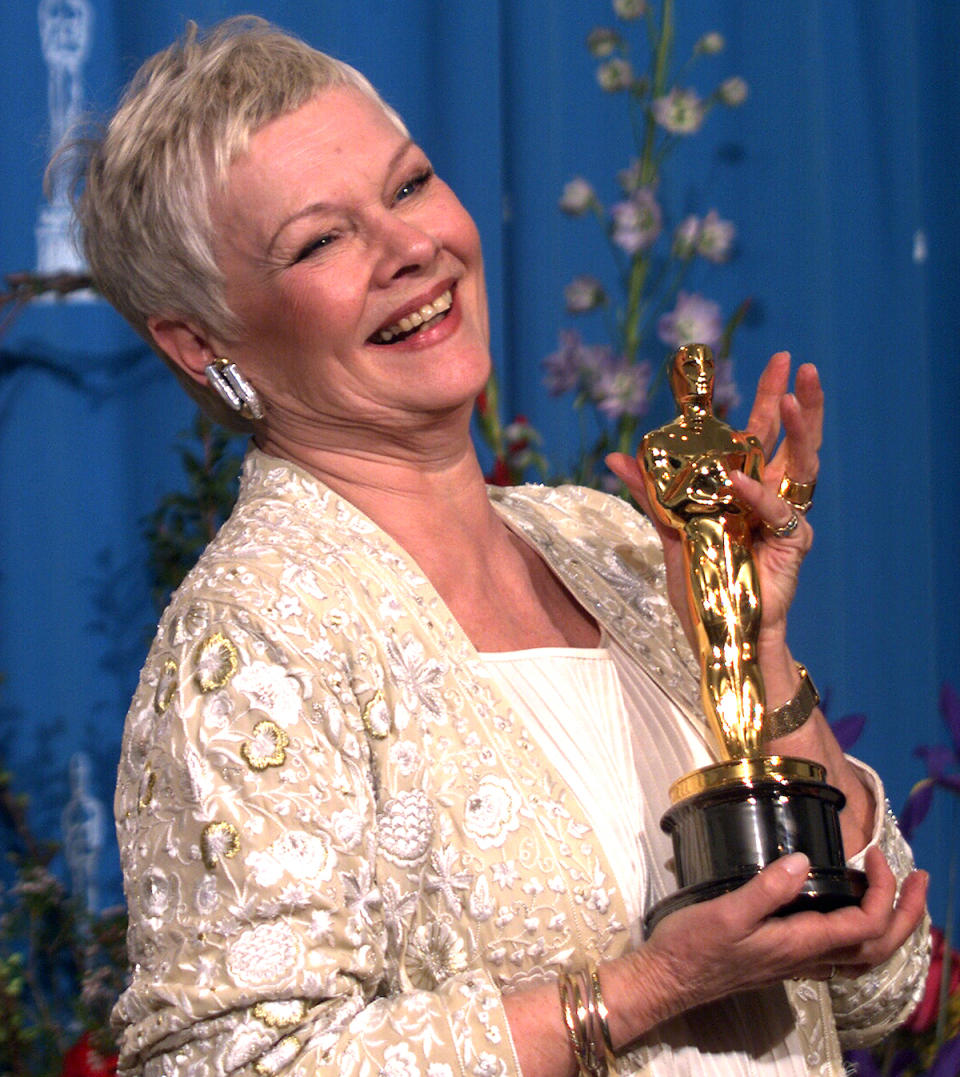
[204,357,264,421]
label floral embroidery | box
[407,920,470,989]
[377,790,434,866]
[463,776,521,850]
[137,768,156,810]
[226,921,304,990]
[248,832,333,889]
[254,1035,301,1075]
[154,658,178,713]
[200,820,240,869]
[233,662,303,727]
[253,998,308,1028]
[193,632,239,692]
[240,719,290,771]
[361,689,390,738]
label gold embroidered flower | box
[193,632,239,692]
[201,820,240,869]
[252,999,307,1028]
[240,720,289,771]
[137,768,156,810]
[153,658,178,713]
[254,1035,301,1075]
[361,689,390,738]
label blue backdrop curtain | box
[1,1,957,928]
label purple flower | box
[657,291,723,349]
[652,88,705,134]
[591,359,652,419]
[611,189,662,255]
[559,177,597,215]
[564,276,607,313]
[542,331,613,396]
[696,210,736,263]
[899,682,960,839]
[711,357,741,413]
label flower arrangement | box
[833,684,960,1075]
[478,0,750,487]
[0,751,126,1077]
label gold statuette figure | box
[638,345,865,935]
[640,344,767,758]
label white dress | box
[481,631,898,1075]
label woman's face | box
[210,87,490,446]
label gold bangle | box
[763,662,820,740]
[559,970,612,1077]
[590,966,614,1054]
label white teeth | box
[374,289,453,343]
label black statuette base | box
[643,770,867,938]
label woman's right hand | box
[603,847,928,1046]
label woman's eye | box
[395,169,433,203]
[293,233,336,262]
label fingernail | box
[780,852,810,877]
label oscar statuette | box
[640,344,866,937]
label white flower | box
[613,0,646,19]
[586,27,620,57]
[657,291,724,349]
[233,662,303,727]
[332,809,364,850]
[492,860,519,889]
[672,215,701,258]
[696,210,735,263]
[226,921,303,989]
[248,831,334,889]
[611,189,662,254]
[696,31,725,54]
[388,739,421,776]
[719,76,749,106]
[652,87,705,134]
[381,1042,420,1077]
[464,776,521,850]
[406,921,469,989]
[564,275,606,313]
[559,177,596,215]
[597,57,634,92]
[378,790,434,865]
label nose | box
[371,211,440,286]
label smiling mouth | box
[370,288,454,344]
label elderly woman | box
[78,17,929,1077]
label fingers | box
[745,351,791,457]
[776,363,823,485]
[720,853,811,931]
[729,469,813,548]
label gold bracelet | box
[559,970,613,1077]
[589,966,615,1054]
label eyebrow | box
[266,137,416,255]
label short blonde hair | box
[73,16,407,430]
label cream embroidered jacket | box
[113,449,928,1077]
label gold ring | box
[778,475,816,513]
[765,511,800,539]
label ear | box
[147,315,221,386]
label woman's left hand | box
[607,351,821,645]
